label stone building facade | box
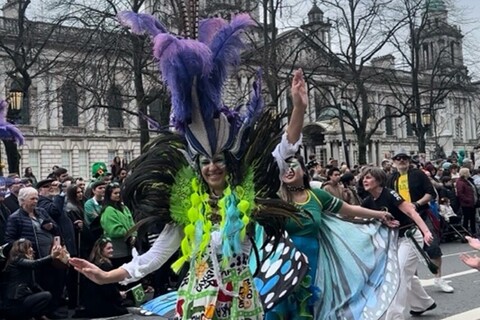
[0,0,478,180]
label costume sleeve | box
[119,224,183,285]
[311,188,343,213]
[271,132,303,179]
[101,206,129,237]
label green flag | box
[130,283,146,307]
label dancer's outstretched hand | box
[465,236,480,251]
[291,68,308,112]
[69,257,109,284]
[460,253,480,270]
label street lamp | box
[408,110,417,127]
[421,111,431,128]
[8,81,23,112]
[408,109,431,130]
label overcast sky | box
[1,0,479,77]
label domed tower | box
[301,0,331,48]
[418,0,464,71]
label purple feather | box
[198,18,227,45]
[152,34,213,127]
[117,11,167,37]
[207,14,255,92]
[139,111,162,131]
[244,70,264,125]
[0,100,24,145]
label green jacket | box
[100,205,135,238]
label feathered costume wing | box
[0,100,24,145]
[119,11,308,312]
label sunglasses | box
[393,156,410,161]
[99,237,112,244]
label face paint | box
[199,154,226,169]
[287,159,301,170]
[283,158,303,178]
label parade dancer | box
[362,167,436,319]
[268,98,401,319]
[70,9,310,319]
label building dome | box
[308,2,323,24]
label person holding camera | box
[5,185,68,319]
[2,238,63,320]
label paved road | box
[65,238,480,320]
[414,239,480,319]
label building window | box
[28,150,40,179]
[385,106,393,135]
[107,150,117,165]
[61,150,71,171]
[422,43,429,67]
[455,117,463,140]
[406,116,414,136]
[107,86,124,128]
[123,150,133,163]
[79,150,89,179]
[450,41,455,64]
[61,80,79,127]
[315,146,327,167]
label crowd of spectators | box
[1,150,479,319]
[0,161,143,320]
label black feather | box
[122,131,189,236]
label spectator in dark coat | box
[437,176,461,214]
[35,179,73,319]
[36,179,76,256]
[4,187,58,258]
[4,177,24,214]
[0,189,11,245]
[22,167,38,187]
[456,168,477,235]
[2,239,63,320]
[82,237,128,318]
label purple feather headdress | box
[0,100,24,145]
[118,11,262,159]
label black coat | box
[37,195,77,256]
[82,262,128,318]
[0,203,11,244]
[3,255,53,301]
[5,207,58,258]
[3,194,19,215]
[387,168,436,216]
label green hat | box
[91,162,108,178]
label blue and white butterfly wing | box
[140,291,177,317]
[250,227,309,311]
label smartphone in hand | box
[53,236,61,247]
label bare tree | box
[301,0,406,164]
[387,0,475,154]
[0,0,75,173]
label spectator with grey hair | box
[5,187,58,258]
